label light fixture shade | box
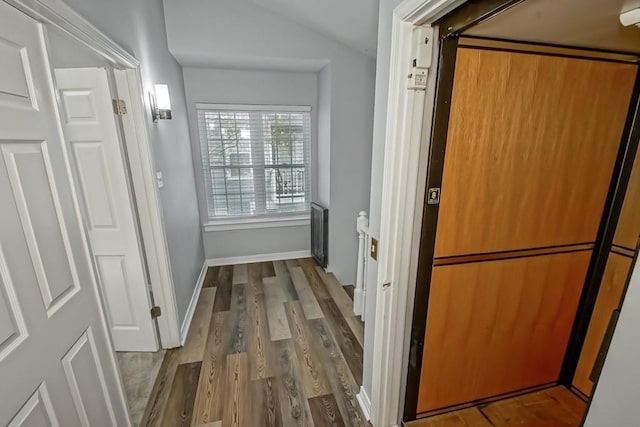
[154,84,171,110]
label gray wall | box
[62,0,205,324]
[585,259,640,427]
[182,67,318,260]
[163,0,375,286]
[362,0,404,399]
[46,27,111,68]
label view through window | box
[196,104,311,219]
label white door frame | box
[4,0,182,349]
[369,0,467,426]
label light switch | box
[156,171,164,188]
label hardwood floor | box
[140,258,366,427]
[408,386,586,427]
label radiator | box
[311,202,328,268]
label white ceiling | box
[466,0,640,54]
[251,0,379,57]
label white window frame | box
[196,103,312,226]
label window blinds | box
[196,104,312,219]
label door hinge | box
[427,187,440,205]
[112,99,127,115]
[151,306,161,318]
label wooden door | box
[416,46,637,414]
[0,3,128,425]
[55,68,158,352]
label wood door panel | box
[613,146,640,250]
[417,251,591,413]
[434,48,637,257]
[573,252,632,395]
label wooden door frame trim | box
[3,0,181,344]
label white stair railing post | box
[355,211,369,318]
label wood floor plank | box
[285,258,300,269]
[262,261,276,278]
[251,377,283,427]
[319,298,363,385]
[212,265,233,312]
[309,394,346,427]
[160,361,201,427]
[229,283,247,354]
[480,386,585,426]
[274,339,314,427]
[141,349,180,427]
[203,266,219,288]
[315,266,355,320]
[308,318,366,427]
[345,316,365,349]
[343,285,355,301]
[192,312,230,425]
[232,264,248,285]
[299,258,331,300]
[409,408,491,427]
[290,266,324,320]
[179,287,216,364]
[142,260,365,427]
[543,387,586,418]
[263,276,292,341]
[274,260,300,300]
[285,301,332,398]
[223,353,250,427]
[247,271,277,379]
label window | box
[196,104,311,220]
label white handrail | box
[355,211,370,318]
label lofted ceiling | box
[251,0,379,57]
[465,0,640,54]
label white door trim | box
[369,1,467,426]
[3,0,182,348]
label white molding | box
[395,0,467,24]
[5,0,138,68]
[180,261,208,345]
[207,250,311,266]
[356,387,372,421]
[114,69,182,349]
[204,215,310,232]
[196,103,311,112]
[369,0,462,426]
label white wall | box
[182,67,317,260]
[163,0,375,285]
[362,0,405,399]
[61,0,205,324]
[585,258,640,427]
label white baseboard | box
[353,288,365,317]
[180,261,208,345]
[207,250,311,266]
[356,386,372,421]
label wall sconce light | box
[150,83,172,122]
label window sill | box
[203,214,311,232]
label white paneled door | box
[55,68,158,352]
[0,3,128,426]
